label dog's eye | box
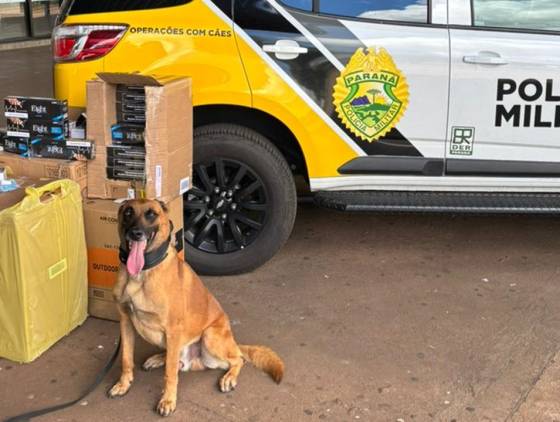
[145,209,157,221]
[124,207,134,219]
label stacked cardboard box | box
[0,152,88,198]
[86,73,192,201]
[83,197,185,321]
[1,74,193,322]
[83,72,192,320]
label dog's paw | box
[219,372,238,393]
[142,353,166,371]
[107,380,132,398]
[156,396,177,417]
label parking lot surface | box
[1,47,560,422]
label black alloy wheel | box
[185,159,269,254]
[183,124,297,275]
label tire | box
[183,124,297,275]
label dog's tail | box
[239,345,284,384]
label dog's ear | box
[157,200,168,213]
[116,201,131,248]
[118,200,132,220]
[118,200,130,214]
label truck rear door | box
[447,0,560,178]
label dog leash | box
[4,336,121,422]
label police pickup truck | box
[55,0,560,274]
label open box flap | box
[96,72,182,87]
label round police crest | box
[334,47,409,143]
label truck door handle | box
[463,52,508,65]
[262,39,308,60]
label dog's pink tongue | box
[127,240,147,276]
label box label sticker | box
[48,258,67,279]
[90,287,113,301]
[155,165,162,198]
[66,140,92,148]
[7,131,30,138]
[179,177,190,195]
[5,111,28,119]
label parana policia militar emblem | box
[334,47,409,143]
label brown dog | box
[108,199,284,416]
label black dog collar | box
[119,221,174,273]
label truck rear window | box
[61,0,190,16]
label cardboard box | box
[0,152,88,198]
[83,196,185,321]
[0,176,52,211]
[86,73,192,201]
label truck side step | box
[314,191,560,214]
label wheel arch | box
[194,105,309,182]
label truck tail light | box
[53,25,127,62]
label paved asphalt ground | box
[2,47,560,422]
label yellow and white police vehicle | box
[54,0,560,274]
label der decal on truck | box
[450,127,475,156]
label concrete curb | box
[0,39,51,51]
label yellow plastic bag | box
[0,180,87,363]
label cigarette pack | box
[117,101,146,114]
[111,124,145,145]
[107,156,145,169]
[106,145,146,160]
[116,110,146,124]
[7,116,68,139]
[4,96,68,120]
[31,138,95,160]
[116,85,146,103]
[2,137,31,155]
[106,166,146,181]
